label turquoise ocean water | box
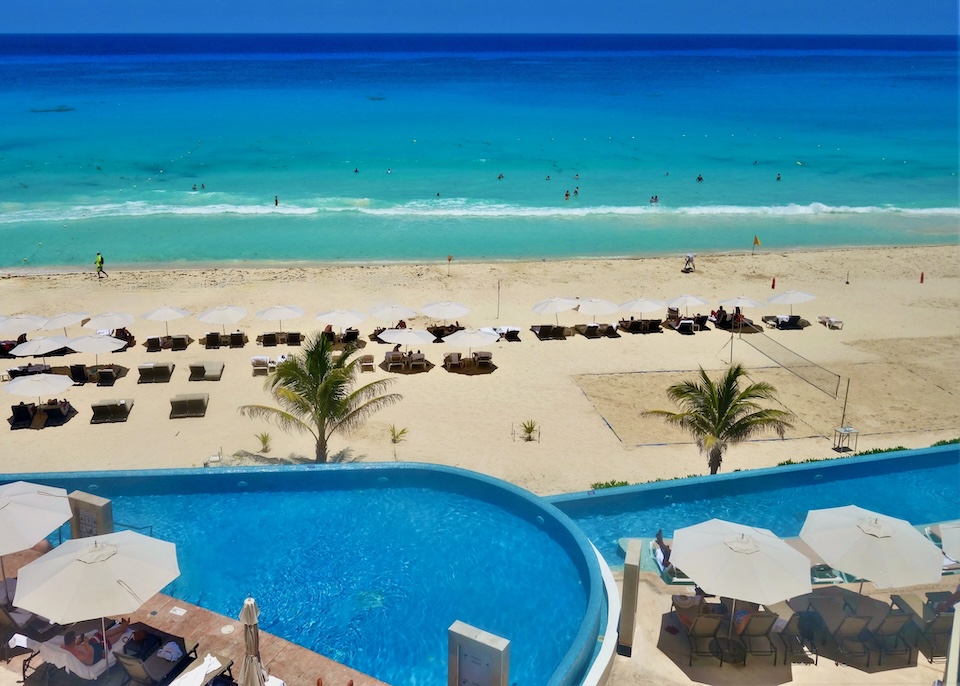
[0,34,957,269]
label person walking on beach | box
[274,195,278,206]
[95,252,107,279]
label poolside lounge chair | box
[671,320,695,335]
[779,611,820,666]
[0,599,58,646]
[818,316,844,330]
[503,329,521,342]
[736,611,778,665]
[167,654,234,686]
[286,331,302,346]
[96,367,118,386]
[917,612,954,663]
[170,393,209,419]
[778,314,803,330]
[359,354,375,372]
[116,629,197,686]
[385,351,404,372]
[138,362,175,384]
[600,323,621,338]
[260,332,278,347]
[250,356,274,376]
[832,616,873,666]
[341,329,360,344]
[651,531,692,583]
[408,353,427,371]
[20,626,114,684]
[38,399,74,426]
[575,324,602,339]
[204,332,221,349]
[69,364,89,385]
[443,352,463,370]
[189,361,224,381]
[10,403,36,430]
[229,332,245,348]
[473,351,493,367]
[146,336,163,353]
[90,398,134,424]
[869,612,912,665]
[531,325,554,341]
[171,335,190,351]
[680,614,723,666]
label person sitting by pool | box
[61,619,130,665]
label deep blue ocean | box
[0,34,957,269]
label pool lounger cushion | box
[90,399,134,424]
[138,362,175,383]
[188,361,224,381]
[170,393,209,418]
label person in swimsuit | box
[61,619,130,665]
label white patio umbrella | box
[196,305,248,334]
[667,294,710,316]
[531,297,578,326]
[0,315,49,337]
[10,336,72,359]
[39,312,88,336]
[442,328,500,355]
[69,334,127,366]
[82,312,134,332]
[800,505,942,590]
[941,522,960,562]
[421,301,470,323]
[768,290,816,316]
[379,328,436,350]
[238,597,268,686]
[370,304,418,323]
[620,298,666,321]
[14,530,180,628]
[315,309,366,332]
[4,373,74,404]
[254,305,304,333]
[718,296,765,310]
[143,306,191,336]
[0,482,72,604]
[575,298,620,322]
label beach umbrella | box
[531,297,578,326]
[620,298,666,322]
[378,329,436,350]
[941,523,960,562]
[69,334,127,366]
[671,519,812,640]
[575,298,619,322]
[39,312,88,336]
[143,306,191,336]
[4,373,73,405]
[197,305,248,334]
[315,309,366,332]
[10,336,72,360]
[421,301,470,324]
[254,305,304,333]
[800,505,942,590]
[238,597,268,686]
[667,294,710,316]
[370,304,417,323]
[14,529,179,626]
[441,328,500,355]
[0,315,49,337]
[0,482,72,604]
[82,312,134,332]
[768,290,816,316]
[718,296,765,310]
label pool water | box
[549,446,960,566]
[18,467,599,686]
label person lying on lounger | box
[61,619,130,665]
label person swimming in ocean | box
[696,174,703,182]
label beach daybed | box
[20,627,118,683]
[9,403,36,430]
[259,332,278,347]
[69,364,90,385]
[358,354,375,372]
[229,332,246,348]
[250,356,275,376]
[671,319,696,335]
[818,316,844,330]
[189,361,224,381]
[443,352,463,370]
[170,393,209,419]
[91,398,134,423]
[146,336,163,353]
[204,332,221,349]
[384,351,404,372]
[574,323,603,339]
[764,314,803,330]
[473,351,493,367]
[286,331,302,346]
[95,366,118,386]
[619,318,662,334]
[138,362,175,384]
[408,352,428,371]
[115,623,198,686]
[531,325,565,341]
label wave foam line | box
[0,200,956,224]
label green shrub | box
[932,438,960,446]
[591,479,630,490]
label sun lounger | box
[693,315,710,331]
[259,332,278,347]
[359,354,375,372]
[116,623,198,686]
[250,356,274,376]
[229,332,246,348]
[38,399,73,426]
[575,324,603,339]
[21,626,115,683]
[286,331,302,346]
[138,362,175,384]
[408,353,427,371]
[671,319,695,335]
[170,334,190,351]
[170,393,209,419]
[443,352,463,370]
[167,653,234,686]
[90,398,134,423]
[818,316,844,330]
[69,364,89,385]
[473,351,493,367]
[737,611,779,665]
[146,336,163,353]
[10,403,36,430]
[189,361,224,381]
[340,329,360,345]
[96,366,118,386]
[204,332,221,349]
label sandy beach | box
[2,245,958,491]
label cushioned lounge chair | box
[38,400,73,426]
[575,324,602,339]
[229,332,245,348]
[170,393,209,419]
[359,354,375,372]
[116,632,197,686]
[340,329,360,344]
[146,337,163,353]
[671,320,695,335]
[503,329,521,342]
[250,356,273,376]
[778,314,803,330]
[189,361,224,381]
[205,332,221,350]
[818,316,844,330]
[260,332,278,347]
[443,352,463,370]
[531,325,553,341]
[473,351,493,367]
[408,353,427,371]
[96,367,118,386]
[90,398,134,424]
[385,351,404,372]
[286,331,302,346]
[138,362,175,384]
[69,364,89,385]
[10,403,36,430]
[170,335,190,351]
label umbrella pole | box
[1,556,8,605]
[728,598,736,639]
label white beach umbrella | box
[143,306,191,336]
[378,329,436,349]
[620,298,666,321]
[254,305,304,333]
[370,304,418,323]
[768,290,816,316]
[718,296,765,310]
[238,597,268,686]
[315,309,366,332]
[800,505,942,590]
[442,328,500,355]
[196,305,248,334]
[0,482,72,604]
[39,312,88,336]
[10,336,72,359]
[13,529,180,625]
[68,334,127,366]
[83,312,134,332]
[667,294,710,317]
[421,301,470,323]
[575,298,619,322]
[4,373,74,404]
[940,523,960,562]
[0,315,49,337]
[531,297,578,325]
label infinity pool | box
[6,464,603,686]
[549,445,960,566]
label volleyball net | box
[740,331,841,398]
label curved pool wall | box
[0,462,604,686]
[547,444,960,566]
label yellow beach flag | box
[753,235,761,247]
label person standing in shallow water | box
[274,195,278,206]
[95,252,107,279]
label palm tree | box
[240,334,401,462]
[644,364,794,475]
